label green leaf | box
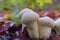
[0,4,4,11]
[0,0,3,2]
[54,4,60,9]
[7,0,16,4]
[43,0,52,3]
[11,17,21,26]
[35,0,44,10]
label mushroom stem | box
[27,21,39,39]
[39,26,51,39]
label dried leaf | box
[4,13,12,20]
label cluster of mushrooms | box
[18,8,60,40]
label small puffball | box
[38,17,55,39]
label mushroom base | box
[27,21,39,39]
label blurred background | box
[0,0,60,11]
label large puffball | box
[20,8,40,39]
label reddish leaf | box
[52,36,60,40]
[38,11,44,17]
[44,11,56,19]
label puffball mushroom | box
[21,10,40,38]
[38,17,55,40]
[54,18,60,36]
[17,8,35,33]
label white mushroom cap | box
[38,17,55,28]
[21,10,39,25]
[17,8,34,18]
[54,18,60,35]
